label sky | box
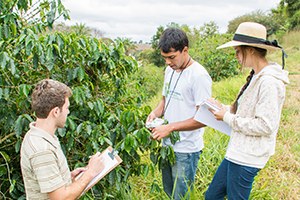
[58,0,281,42]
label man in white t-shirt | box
[146,28,212,200]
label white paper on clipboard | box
[195,100,232,136]
[76,146,122,195]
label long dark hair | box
[231,46,267,113]
[231,69,255,113]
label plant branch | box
[0,132,15,144]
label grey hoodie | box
[223,63,289,168]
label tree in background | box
[277,0,300,30]
[226,10,283,36]
[115,37,137,56]
[53,22,105,38]
[150,25,167,67]
[227,1,300,36]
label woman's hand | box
[206,98,227,121]
[212,107,227,121]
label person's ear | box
[248,47,255,55]
[51,107,60,117]
[183,46,188,52]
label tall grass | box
[129,31,300,200]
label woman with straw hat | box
[203,22,289,199]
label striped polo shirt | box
[20,122,72,199]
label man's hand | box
[71,167,87,180]
[86,152,105,177]
[146,112,156,124]
[151,124,173,140]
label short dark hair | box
[31,79,72,118]
[158,28,189,53]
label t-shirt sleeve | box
[192,74,212,106]
[31,150,66,193]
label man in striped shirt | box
[20,79,104,199]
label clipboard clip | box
[108,149,118,160]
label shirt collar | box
[29,122,60,148]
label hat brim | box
[217,40,280,51]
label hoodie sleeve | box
[223,76,286,136]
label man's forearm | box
[48,169,96,200]
[152,98,165,118]
[168,118,206,132]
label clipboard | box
[200,100,221,112]
[77,146,122,195]
[195,100,232,135]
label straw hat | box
[217,22,281,51]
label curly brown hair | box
[31,79,72,118]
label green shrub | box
[0,1,174,198]
[190,34,240,81]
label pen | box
[89,151,101,158]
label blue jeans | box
[162,151,201,200]
[205,159,260,200]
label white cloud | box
[58,0,280,42]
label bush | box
[0,4,174,198]
[189,34,239,81]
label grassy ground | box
[129,32,300,199]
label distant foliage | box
[227,10,284,36]
[227,1,300,35]
[150,25,169,67]
[147,23,239,81]
[282,0,300,30]
[189,34,239,81]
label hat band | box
[233,34,274,47]
[233,34,287,69]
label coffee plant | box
[0,0,174,199]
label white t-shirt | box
[162,61,212,152]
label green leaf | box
[9,59,16,75]
[10,22,17,36]
[67,117,76,131]
[14,115,23,137]
[124,134,134,153]
[0,52,8,69]
[0,151,10,162]
[57,128,66,137]
[94,99,104,117]
[142,165,149,177]
[9,179,16,193]
[15,140,21,153]
[78,66,85,81]
[33,53,39,68]
[160,147,166,159]
[53,44,60,56]
[0,166,6,177]
[104,137,113,146]
[86,124,92,135]
[19,84,32,97]
[25,35,33,55]
[87,101,94,110]
[46,47,53,71]
[76,123,83,134]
